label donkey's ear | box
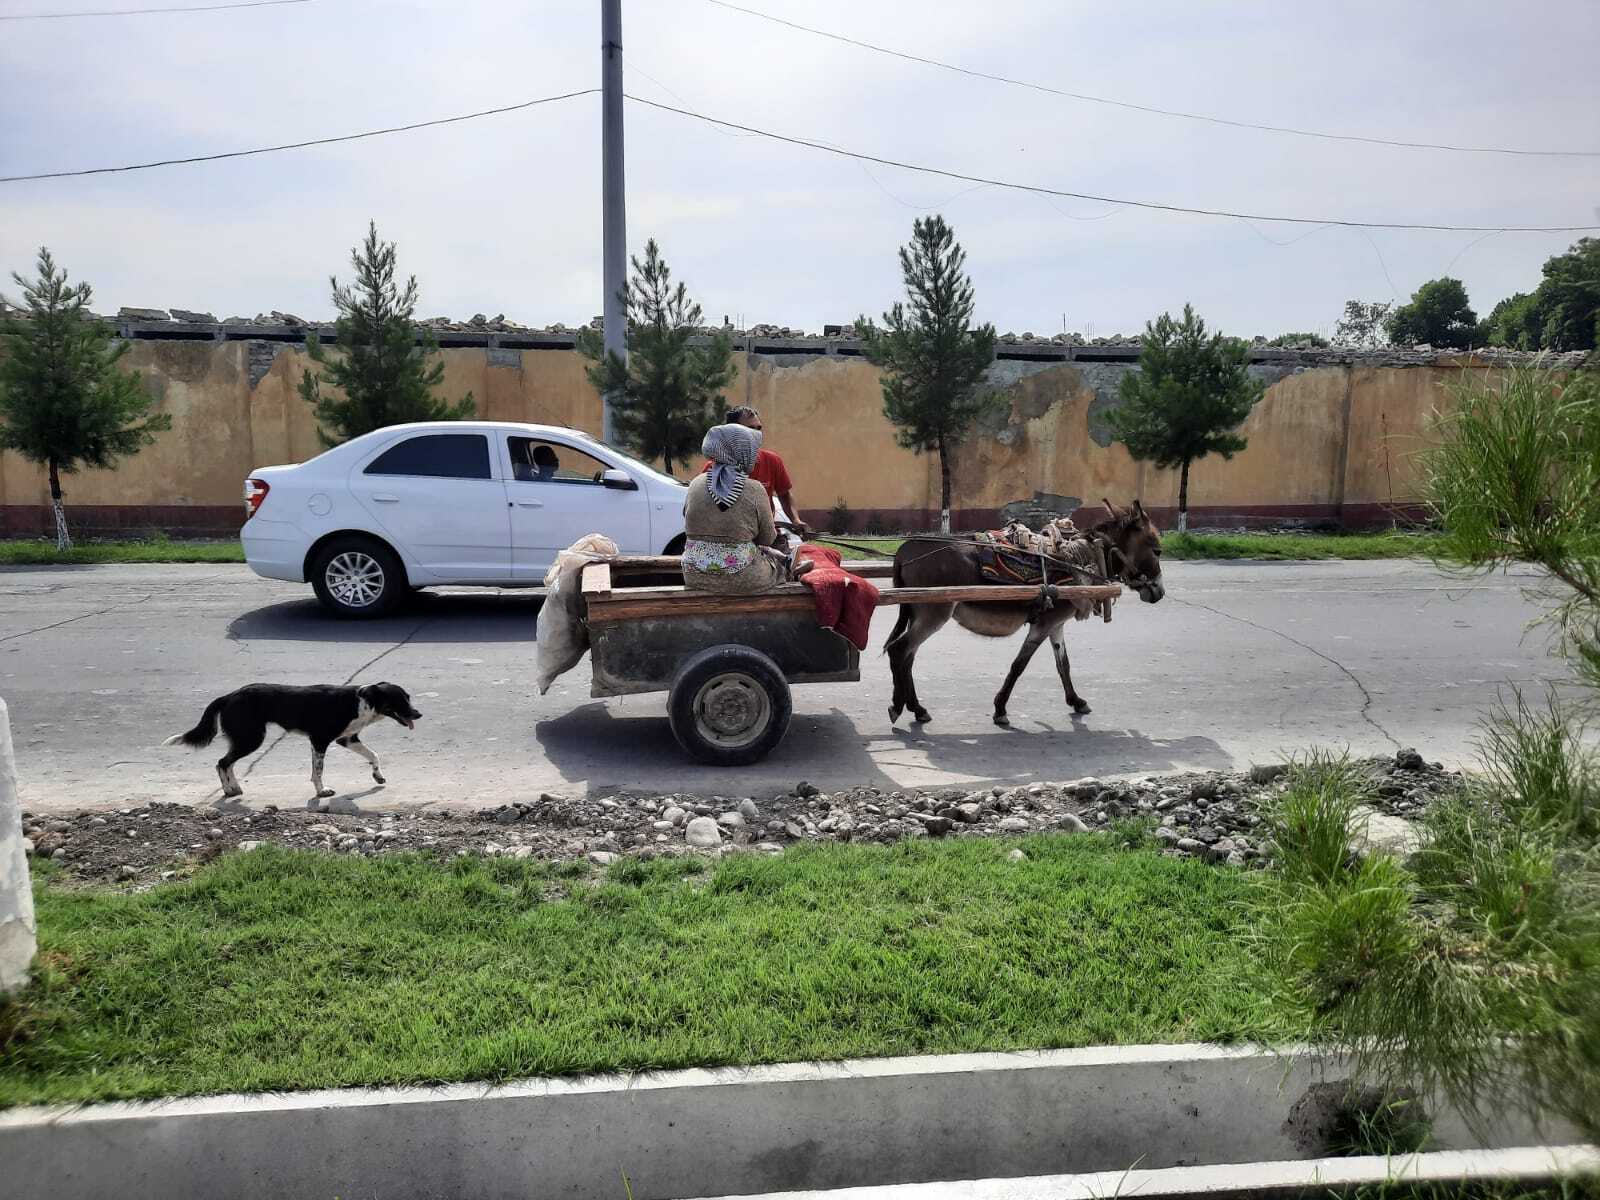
[1131,499,1147,522]
[1101,497,1121,523]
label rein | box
[805,531,1129,589]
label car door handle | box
[514,499,543,508]
[371,493,400,503]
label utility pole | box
[600,0,626,446]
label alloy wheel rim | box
[327,551,385,607]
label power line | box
[702,0,1600,160]
[626,94,1600,233]
[7,84,1597,235]
[1,0,308,19]
[0,89,599,183]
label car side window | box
[507,437,612,485]
[365,434,492,480]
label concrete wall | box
[0,697,36,996]
[0,337,1516,538]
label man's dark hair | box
[532,444,558,466]
[725,405,759,425]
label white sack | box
[535,534,620,695]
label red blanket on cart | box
[796,543,880,652]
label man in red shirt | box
[706,405,806,535]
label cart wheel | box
[668,645,793,766]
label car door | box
[499,434,654,580]
[350,431,512,582]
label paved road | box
[0,560,1566,815]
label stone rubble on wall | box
[32,308,1586,371]
[246,341,286,389]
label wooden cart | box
[579,556,1122,766]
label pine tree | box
[577,239,734,475]
[1106,304,1263,532]
[855,215,997,534]
[298,222,474,446]
[0,248,171,550]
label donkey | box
[885,499,1166,728]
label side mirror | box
[601,468,638,491]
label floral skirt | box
[682,539,788,594]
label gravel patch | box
[20,751,1463,887]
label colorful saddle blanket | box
[974,531,1051,585]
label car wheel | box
[667,645,792,766]
[310,536,407,618]
[662,533,686,556]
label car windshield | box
[570,433,685,487]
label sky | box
[2,0,1598,340]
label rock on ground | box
[16,750,1465,885]
[684,816,723,848]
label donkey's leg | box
[1048,622,1091,714]
[993,622,1053,727]
[889,605,952,725]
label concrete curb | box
[1,1043,1586,1200]
[0,696,37,995]
[689,1146,1600,1200]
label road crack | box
[0,572,233,646]
[1169,596,1401,750]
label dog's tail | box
[164,695,227,749]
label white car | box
[241,421,689,617]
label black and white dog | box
[164,682,422,800]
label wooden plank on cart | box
[581,562,613,598]
[603,554,896,581]
[606,555,681,574]
[584,581,1121,624]
[881,584,1120,605]
[588,587,816,623]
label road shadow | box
[227,590,546,644]
[885,718,1234,780]
[533,700,1233,795]
[533,703,908,794]
[311,785,387,814]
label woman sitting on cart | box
[682,424,806,594]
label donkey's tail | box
[164,695,227,749]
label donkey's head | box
[1096,498,1165,603]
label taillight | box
[243,478,270,516]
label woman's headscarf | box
[702,423,762,510]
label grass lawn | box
[0,537,243,565]
[828,536,907,560]
[1,836,1267,1107]
[0,530,1435,568]
[1160,530,1437,561]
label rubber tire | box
[309,535,408,619]
[668,645,793,766]
[662,532,687,556]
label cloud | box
[3,0,1596,337]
